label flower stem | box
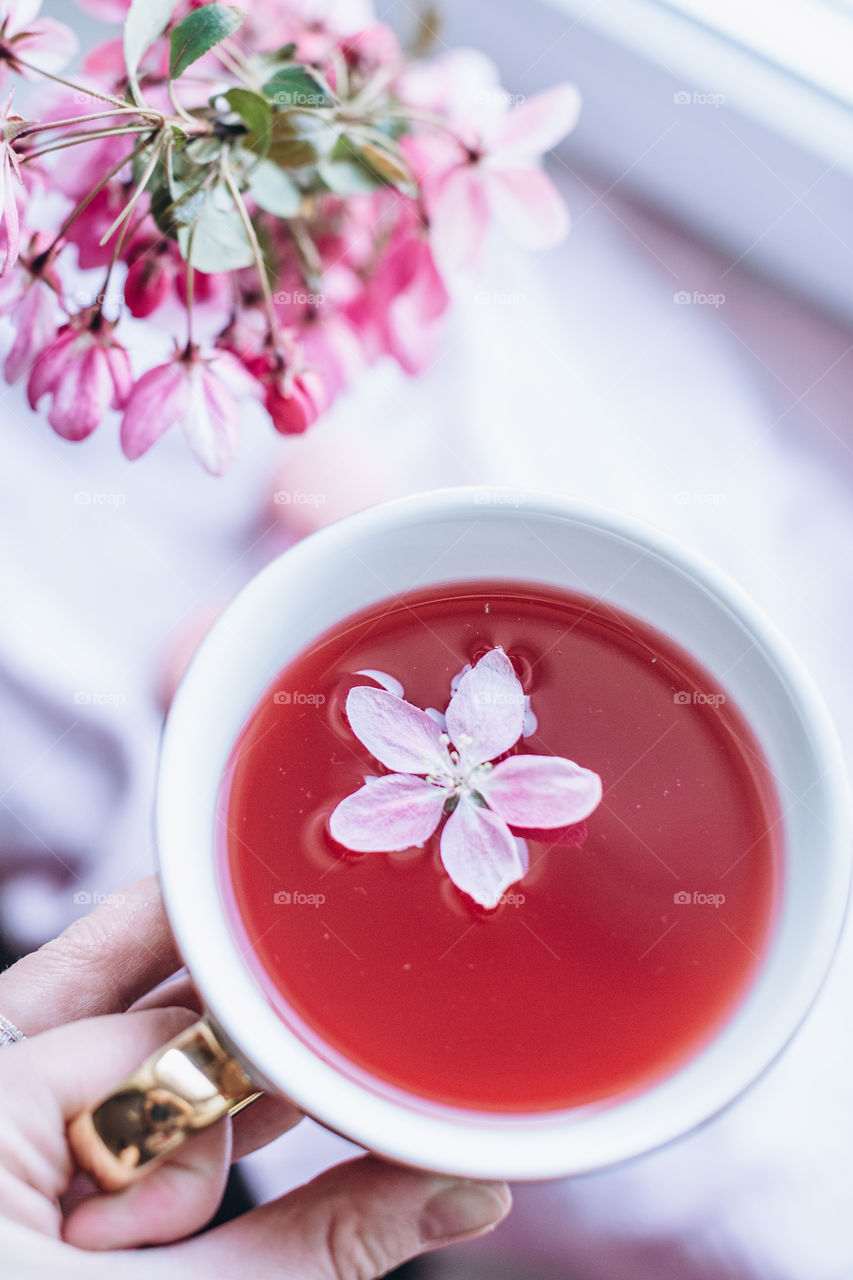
[289,218,323,289]
[16,109,163,139]
[10,56,141,110]
[167,80,198,129]
[346,65,396,115]
[217,39,262,91]
[221,155,279,345]
[97,213,134,313]
[99,134,166,246]
[21,125,158,162]
[185,226,197,346]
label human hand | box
[0,878,511,1276]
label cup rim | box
[157,486,852,1179]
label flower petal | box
[495,84,581,161]
[180,363,239,475]
[48,344,111,440]
[440,796,526,908]
[106,341,132,409]
[428,165,491,275]
[27,326,76,409]
[4,282,56,383]
[6,0,42,26]
[0,158,20,277]
[345,685,448,775]
[120,363,188,461]
[480,754,602,828]
[329,773,446,852]
[384,240,449,375]
[445,646,524,766]
[14,19,78,78]
[355,669,404,698]
[484,166,570,251]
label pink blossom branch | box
[16,109,163,139]
[21,125,160,163]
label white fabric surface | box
[2,154,853,1279]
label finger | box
[129,977,304,1159]
[129,975,202,1016]
[2,1007,237,1248]
[0,877,180,1036]
[0,1007,203,1239]
[155,1156,512,1280]
[64,1119,231,1251]
[2,1007,193,1124]
[230,1092,302,1161]
[57,1004,235,1249]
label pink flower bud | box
[244,352,326,437]
[124,240,175,319]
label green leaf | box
[172,186,209,227]
[150,175,200,238]
[265,111,340,168]
[124,0,178,96]
[358,140,414,190]
[248,160,302,217]
[170,4,245,79]
[186,135,224,164]
[318,154,385,195]
[150,182,180,239]
[263,66,335,109]
[324,134,414,194]
[223,88,272,149]
[178,184,255,272]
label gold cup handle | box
[68,1018,262,1191]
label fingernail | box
[419,1180,511,1244]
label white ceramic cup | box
[85,487,853,1184]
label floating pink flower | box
[425,84,581,272]
[121,346,255,475]
[330,647,602,908]
[0,0,77,86]
[28,310,130,440]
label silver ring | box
[0,1013,25,1048]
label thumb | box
[158,1155,511,1279]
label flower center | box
[427,733,492,803]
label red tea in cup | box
[222,580,780,1113]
